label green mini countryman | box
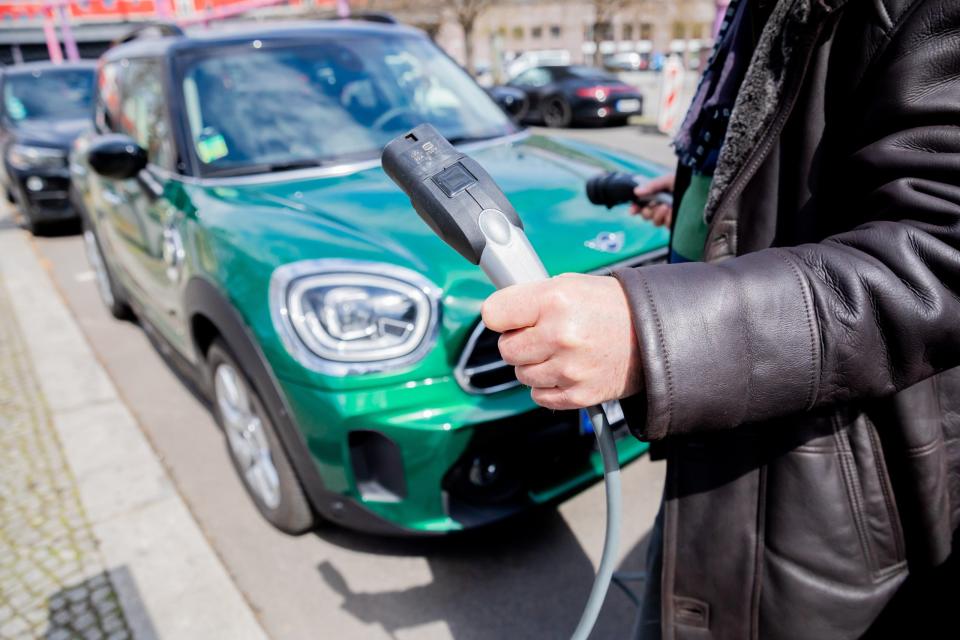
[71,19,669,535]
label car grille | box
[455,247,669,394]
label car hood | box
[12,118,91,148]
[194,132,669,321]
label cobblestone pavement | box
[0,276,133,640]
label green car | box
[71,19,668,535]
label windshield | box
[561,66,617,81]
[3,68,94,124]
[180,34,517,176]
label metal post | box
[42,6,63,64]
[57,3,81,61]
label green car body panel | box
[72,24,669,534]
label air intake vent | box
[455,323,519,394]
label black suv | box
[0,61,96,233]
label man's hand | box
[630,174,675,227]
[481,273,642,410]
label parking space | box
[18,122,670,639]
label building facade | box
[362,0,718,79]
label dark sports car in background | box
[505,64,643,128]
[0,61,96,233]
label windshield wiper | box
[263,159,324,173]
[203,158,325,178]
[446,134,502,146]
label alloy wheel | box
[214,362,281,510]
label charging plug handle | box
[382,124,623,640]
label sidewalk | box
[0,219,268,640]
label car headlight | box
[270,260,441,375]
[7,144,67,171]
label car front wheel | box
[207,340,315,534]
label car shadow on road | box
[316,508,653,639]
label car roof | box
[103,19,422,61]
[2,60,97,76]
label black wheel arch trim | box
[182,276,431,537]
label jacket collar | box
[703,0,851,226]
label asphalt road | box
[24,126,670,640]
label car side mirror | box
[487,86,529,121]
[88,134,148,180]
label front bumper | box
[5,165,76,223]
[279,374,647,534]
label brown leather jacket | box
[614,0,960,637]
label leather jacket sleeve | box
[615,3,960,441]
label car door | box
[508,67,552,118]
[103,57,191,353]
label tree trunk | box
[593,21,604,66]
[463,18,476,76]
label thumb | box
[481,282,543,333]
[633,174,672,198]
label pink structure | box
[41,6,63,63]
[11,0,343,64]
[56,3,81,61]
[713,0,731,38]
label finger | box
[531,386,583,410]
[629,203,640,215]
[481,282,543,333]
[638,205,655,219]
[515,361,575,389]
[633,183,656,199]
[652,205,672,227]
[633,174,673,198]
[498,327,552,366]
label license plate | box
[616,99,641,113]
[579,401,626,434]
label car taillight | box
[574,85,633,101]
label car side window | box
[95,62,122,133]
[118,59,174,171]
[512,68,550,88]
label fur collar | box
[704,0,851,222]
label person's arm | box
[615,2,960,439]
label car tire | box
[81,216,133,320]
[21,213,38,235]
[207,339,315,535]
[543,96,573,128]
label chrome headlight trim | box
[269,259,441,376]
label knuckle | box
[514,365,533,387]
[546,287,573,314]
[531,387,563,410]
[560,363,585,385]
[514,366,527,386]
[555,323,583,350]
